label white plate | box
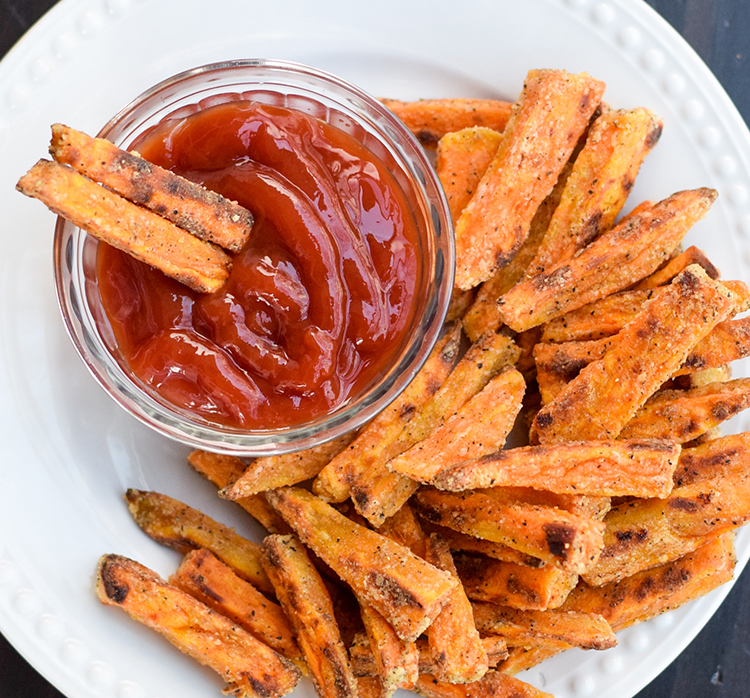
[2,1,750,697]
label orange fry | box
[49,123,254,251]
[532,265,737,443]
[499,189,717,332]
[453,69,605,289]
[17,159,231,293]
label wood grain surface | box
[0,1,749,697]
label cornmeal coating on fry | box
[499,188,717,332]
[532,265,737,443]
[433,439,680,498]
[265,487,458,642]
[262,535,359,698]
[49,124,254,251]
[381,98,512,149]
[16,159,231,293]
[453,69,605,290]
[95,554,301,698]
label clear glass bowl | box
[53,59,454,456]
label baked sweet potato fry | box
[170,549,302,663]
[433,439,680,498]
[187,450,292,534]
[415,671,553,698]
[531,265,737,443]
[436,127,503,224]
[358,601,419,695]
[419,521,546,568]
[265,487,457,642]
[582,434,750,585]
[49,123,254,251]
[453,69,605,289]
[618,378,750,443]
[313,323,461,504]
[454,553,577,610]
[567,533,736,631]
[95,554,301,698]
[471,602,616,651]
[348,634,508,678]
[527,107,662,277]
[262,535,359,698]
[381,98,513,149]
[540,279,750,344]
[461,152,575,341]
[424,534,488,684]
[222,433,357,500]
[125,489,273,595]
[350,332,521,526]
[499,189,718,332]
[17,159,231,293]
[385,367,525,484]
[632,244,720,290]
[415,488,605,574]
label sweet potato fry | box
[348,635,508,677]
[125,489,273,595]
[17,159,231,293]
[531,265,737,443]
[582,435,750,585]
[170,549,302,663]
[527,107,662,277]
[461,153,575,342]
[424,534,488,684]
[499,189,718,332]
[436,127,503,224]
[433,439,680,498]
[453,69,605,289]
[265,487,457,642]
[632,245,720,290]
[377,502,429,558]
[453,553,577,610]
[381,98,513,149]
[567,533,736,631]
[188,450,292,534]
[313,323,461,503]
[95,554,301,698]
[386,367,525,483]
[49,123,254,251]
[221,433,357,500]
[678,316,750,374]
[350,332,520,526]
[618,378,750,443]
[415,671,553,698]
[540,279,750,344]
[471,602,616,651]
[262,534,359,698]
[415,488,605,574]
[358,601,419,694]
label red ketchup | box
[96,100,421,429]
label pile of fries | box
[90,67,750,698]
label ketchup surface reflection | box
[96,100,421,429]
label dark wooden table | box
[1,1,749,696]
